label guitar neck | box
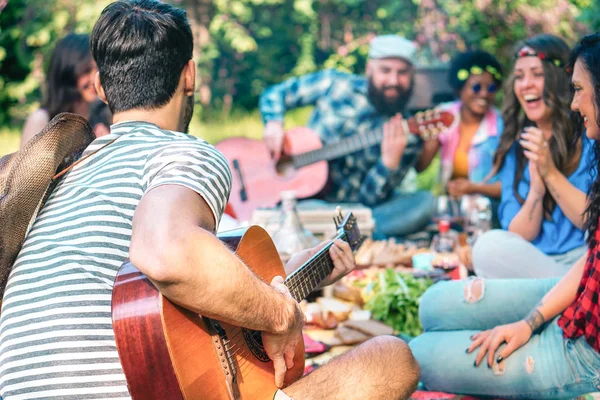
[284,232,346,302]
[292,130,384,169]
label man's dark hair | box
[91,0,193,113]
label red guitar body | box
[216,127,328,221]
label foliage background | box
[0,0,599,155]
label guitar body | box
[112,226,305,400]
[216,127,328,221]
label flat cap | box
[369,35,417,64]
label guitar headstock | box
[333,208,364,251]
[407,110,454,141]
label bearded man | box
[259,35,435,238]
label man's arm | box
[260,69,345,158]
[129,184,302,335]
[258,69,344,123]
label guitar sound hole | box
[275,155,294,177]
[242,329,270,362]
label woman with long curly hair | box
[410,32,600,398]
[471,34,594,279]
[20,33,98,148]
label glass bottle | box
[430,219,460,271]
[271,191,319,262]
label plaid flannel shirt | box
[558,227,600,351]
[259,69,422,206]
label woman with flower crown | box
[410,33,600,398]
[418,50,504,201]
[469,34,595,279]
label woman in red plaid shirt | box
[410,33,600,399]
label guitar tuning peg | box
[334,206,343,226]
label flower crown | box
[457,65,502,82]
[515,49,564,68]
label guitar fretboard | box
[284,232,347,302]
[292,131,383,169]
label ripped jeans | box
[409,278,600,399]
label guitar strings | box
[212,233,352,363]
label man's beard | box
[179,93,195,133]
[367,78,414,117]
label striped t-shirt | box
[0,121,232,399]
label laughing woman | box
[472,34,595,279]
[410,32,600,399]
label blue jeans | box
[371,190,434,239]
[410,278,600,399]
[473,230,588,279]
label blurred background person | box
[88,99,112,138]
[418,50,503,201]
[259,35,437,239]
[20,33,98,148]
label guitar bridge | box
[204,317,240,399]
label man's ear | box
[94,71,108,104]
[183,59,196,96]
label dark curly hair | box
[447,50,503,93]
[569,33,600,245]
[42,33,94,119]
[492,34,582,220]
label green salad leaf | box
[360,269,433,337]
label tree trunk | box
[183,0,215,106]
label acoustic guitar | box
[112,212,363,400]
[216,110,454,221]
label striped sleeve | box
[144,141,232,229]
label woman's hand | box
[448,178,473,197]
[467,320,532,368]
[528,161,546,197]
[520,127,557,179]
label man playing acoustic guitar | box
[260,35,437,239]
[0,1,419,399]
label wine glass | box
[432,195,460,224]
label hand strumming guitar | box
[264,120,285,160]
[285,239,356,288]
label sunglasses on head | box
[471,82,497,94]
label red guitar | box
[216,110,454,221]
[112,212,363,400]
